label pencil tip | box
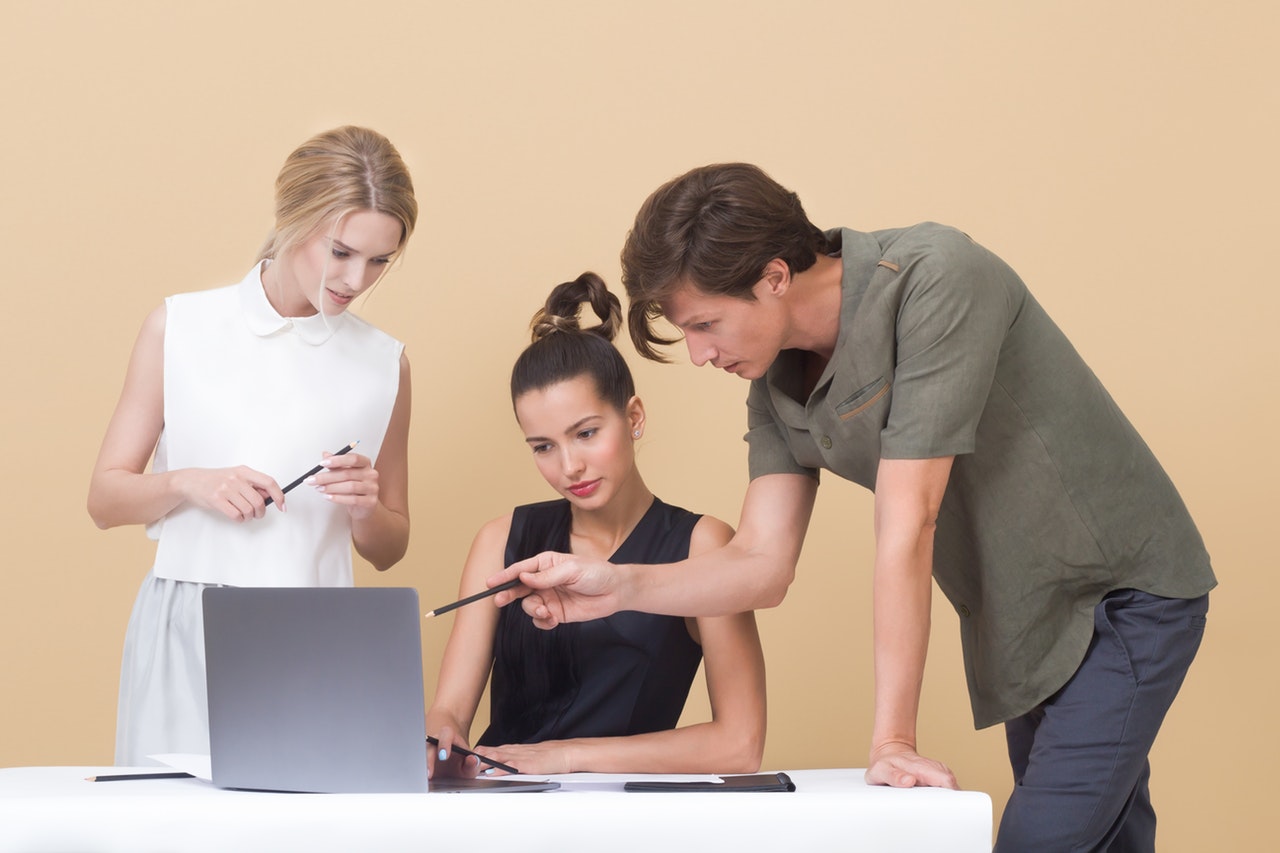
[423,612,435,619]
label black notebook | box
[624,772,795,792]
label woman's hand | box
[175,466,285,521]
[470,740,575,777]
[309,450,380,520]
[427,724,483,781]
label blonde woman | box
[88,126,417,765]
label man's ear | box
[760,258,791,297]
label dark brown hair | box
[620,163,830,361]
[510,272,635,412]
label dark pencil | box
[86,771,194,782]
[426,736,520,774]
[423,578,523,619]
[264,440,360,507]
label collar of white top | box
[239,261,346,345]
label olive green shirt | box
[745,223,1216,728]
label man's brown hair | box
[620,163,830,361]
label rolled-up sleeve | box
[880,234,1017,459]
[745,381,819,480]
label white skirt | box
[115,571,219,766]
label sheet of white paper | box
[148,753,213,781]
[518,772,722,792]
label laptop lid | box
[203,587,429,793]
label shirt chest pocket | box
[821,377,893,486]
[835,377,891,422]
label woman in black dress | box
[426,272,766,778]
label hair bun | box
[530,272,622,343]
[530,312,580,340]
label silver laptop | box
[203,587,559,794]
[203,587,431,793]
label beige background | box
[2,1,1275,848]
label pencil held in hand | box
[425,735,519,774]
[424,578,523,619]
[264,440,360,507]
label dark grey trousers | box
[994,589,1209,853]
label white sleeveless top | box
[147,263,404,586]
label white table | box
[0,766,992,852]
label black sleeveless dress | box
[478,497,704,746]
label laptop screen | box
[203,587,429,793]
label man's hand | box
[865,741,958,789]
[488,552,626,629]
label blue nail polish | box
[439,749,448,761]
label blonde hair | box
[257,126,417,263]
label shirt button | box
[958,604,971,618]
[820,435,832,450]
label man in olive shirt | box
[497,164,1215,851]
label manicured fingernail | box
[483,768,495,775]
[305,476,316,484]
[439,749,448,761]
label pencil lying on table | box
[423,578,523,619]
[86,771,194,782]
[264,440,360,507]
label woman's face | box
[275,209,403,317]
[514,375,642,509]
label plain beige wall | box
[2,1,1275,848]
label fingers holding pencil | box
[309,446,380,520]
[427,734,519,777]
[263,441,360,507]
[423,578,524,619]
[178,466,286,521]
[421,547,584,623]
[484,551,625,629]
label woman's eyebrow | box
[331,238,395,258]
[524,415,604,444]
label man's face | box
[661,279,787,380]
